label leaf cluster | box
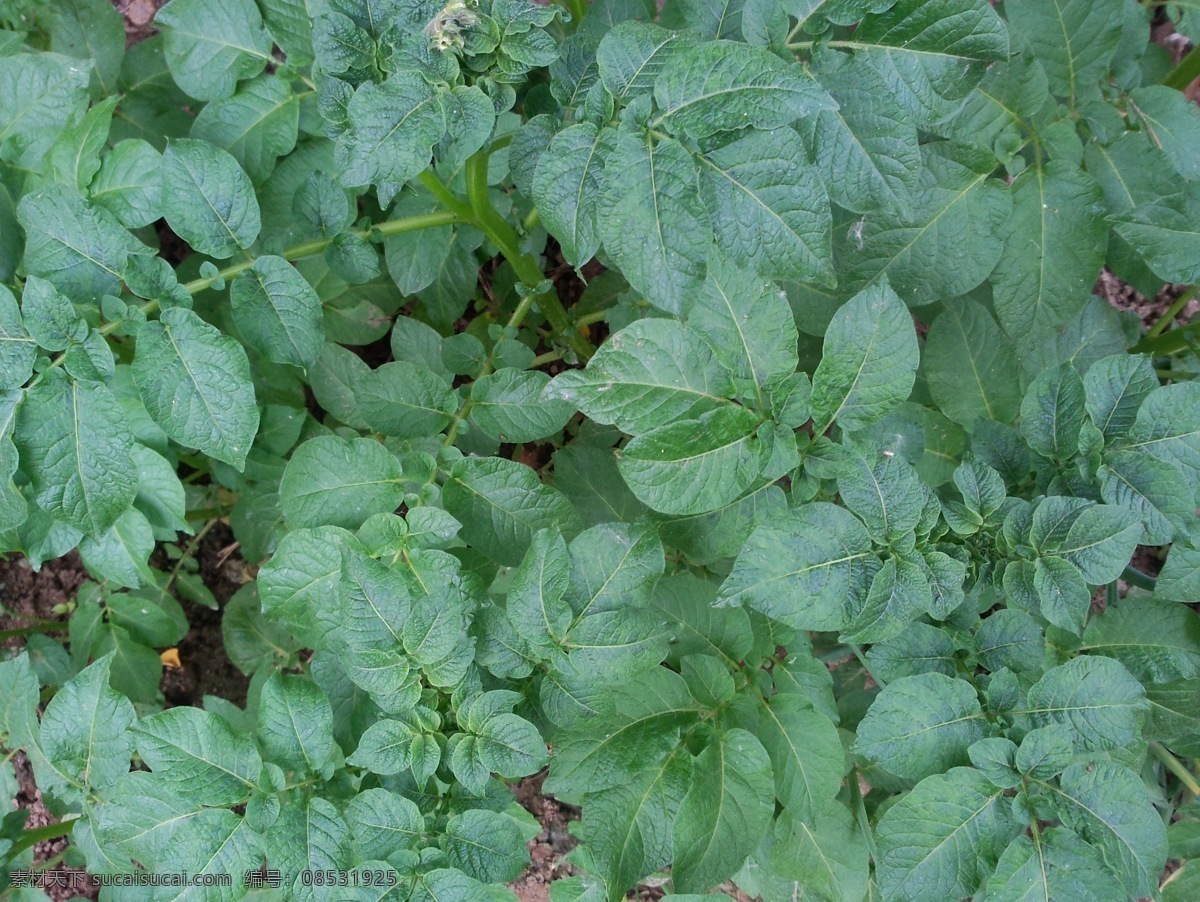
[0,0,1199,899]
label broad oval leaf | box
[133,307,259,469]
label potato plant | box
[1,0,1199,899]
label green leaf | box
[338,73,446,188]
[357,360,458,440]
[810,280,918,434]
[345,788,422,863]
[223,583,297,675]
[697,127,834,285]
[78,509,155,588]
[548,317,731,435]
[1128,85,1200,181]
[1005,0,1122,104]
[161,138,261,259]
[20,275,85,352]
[836,453,927,544]
[1019,363,1087,460]
[443,457,582,566]
[1112,184,1200,284]
[107,587,188,647]
[507,528,572,654]
[752,694,843,819]
[90,140,163,229]
[134,706,263,806]
[771,803,869,901]
[0,392,25,532]
[855,672,986,780]
[1049,762,1167,900]
[844,555,933,643]
[583,746,692,897]
[155,0,274,101]
[617,406,764,516]
[597,22,682,99]
[0,53,89,164]
[867,622,957,682]
[654,40,835,139]
[15,373,136,537]
[267,797,352,902]
[1084,354,1158,442]
[442,809,528,883]
[875,767,1018,902]
[671,728,774,893]
[257,672,340,779]
[1038,502,1139,584]
[230,255,324,368]
[191,75,299,183]
[1129,383,1200,477]
[533,123,614,267]
[687,255,799,391]
[839,0,1008,122]
[0,286,36,389]
[16,185,134,299]
[39,655,135,801]
[925,299,1020,429]
[133,307,258,469]
[597,130,711,314]
[1022,655,1146,753]
[44,96,118,194]
[990,162,1106,337]
[718,501,874,631]
[1158,541,1200,604]
[984,827,1126,902]
[1033,555,1090,633]
[1099,450,1195,545]
[810,53,920,216]
[471,368,574,443]
[258,525,351,645]
[347,718,418,775]
[259,0,315,66]
[279,436,404,530]
[546,668,699,794]
[565,522,664,618]
[1081,598,1200,683]
[842,142,1011,306]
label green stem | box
[464,151,595,361]
[443,290,540,446]
[528,348,564,369]
[1165,42,1200,91]
[0,621,65,640]
[1145,286,1196,340]
[1150,742,1200,796]
[849,767,878,862]
[1121,565,1157,592]
[848,643,885,688]
[184,210,461,295]
[1132,318,1200,356]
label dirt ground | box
[1,1,1197,900]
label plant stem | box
[1120,565,1156,592]
[849,767,878,862]
[183,210,461,295]
[443,290,540,446]
[848,643,885,688]
[1165,42,1200,91]
[1132,317,1200,356]
[1145,286,1196,339]
[1150,742,1200,796]
[463,151,595,361]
